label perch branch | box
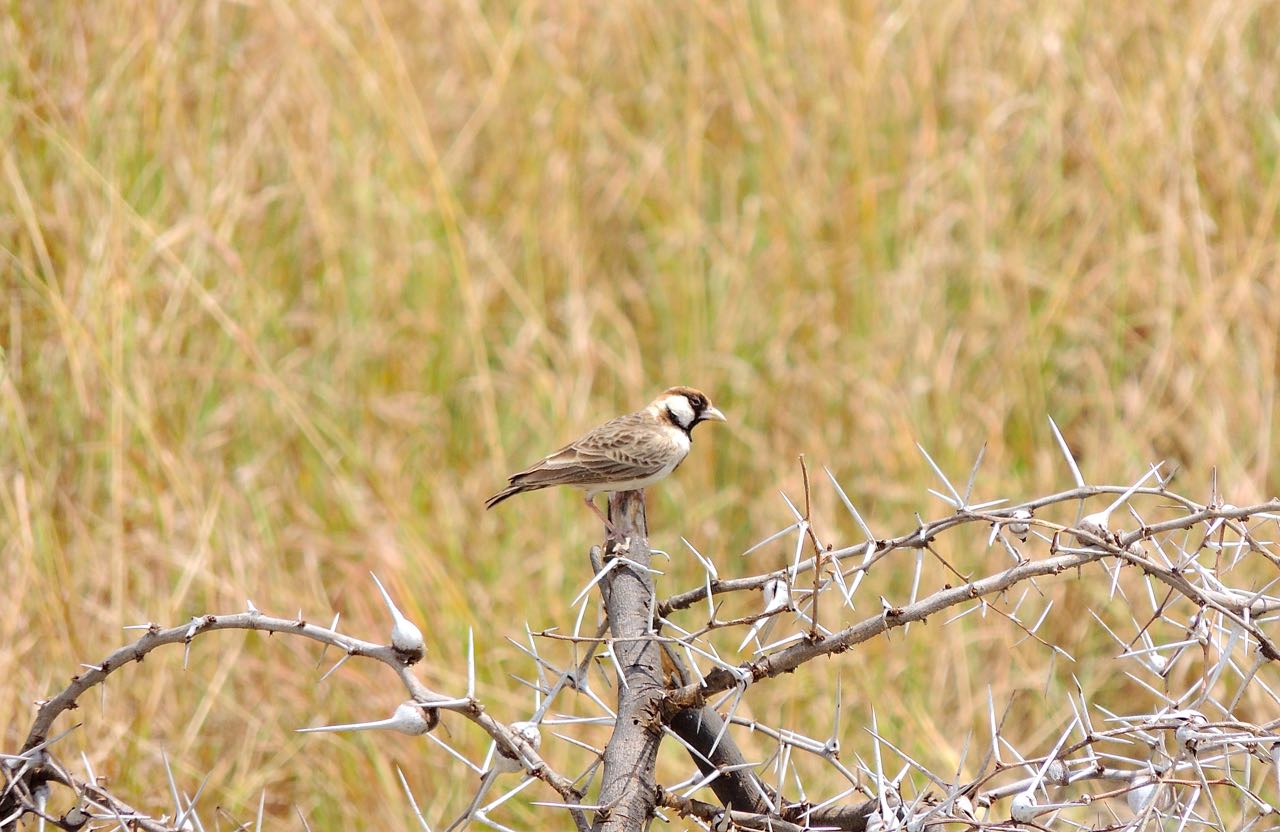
[592,490,665,831]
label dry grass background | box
[3,0,1280,828]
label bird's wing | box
[507,412,679,487]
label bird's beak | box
[702,406,727,423]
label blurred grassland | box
[3,0,1280,827]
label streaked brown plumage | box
[486,386,725,528]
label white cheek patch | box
[665,395,696,429]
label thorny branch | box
[3,603,588,832]
[6,426,1280,832]
[658,489,1280,619]
[592,491,665,832]
[663,499,1280,705]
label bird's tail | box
[484,485,523,510]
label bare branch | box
[592,491,664,832]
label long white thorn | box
[1048,416,1086,488]
[916,442,963,506]
[396,766,435,832]
[370,572,426,657]
[467,627,476,698]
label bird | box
[485,386,726,532]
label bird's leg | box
[584,494,621,540]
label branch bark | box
[593,491,664,831]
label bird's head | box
[654,386,726,433]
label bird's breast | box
[664,424,692,456]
